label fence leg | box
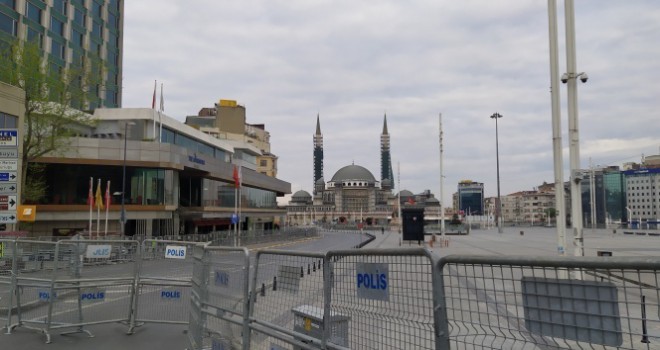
[641,295,650,344]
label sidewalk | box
[367,226,660,257]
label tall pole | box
[491,112,503,233]
[397,161,402,234]
[439,113,445,238]
[548,0,566,255]
[120,125,128,236]
[565,0,584,256]
[590,159,596,230]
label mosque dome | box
[291,190,312,203]
[330,164,376,182]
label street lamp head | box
[490,112,503,119]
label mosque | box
[286,115,398,226]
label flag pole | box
[152,80,157,140]
[96,178,102,240]
[88,177,93,238]
[233,164,238,247]
[104,180,110,238]
[238,166,242,246]
[159,83,164,143]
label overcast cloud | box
[121,1,660,205]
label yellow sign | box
[219,99,237,107]
[17,205,36,222]
[304,317,312,331]
[0,242,4,257]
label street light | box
[120,121,135,236]
[490,112,504,234]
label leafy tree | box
[0,39,99,203]
[544,208,557,225]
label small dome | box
[292,190,312,201]
[381,178,392,188]
[331,164,376,182]
[315,177,325,185]
[399,190,414,197]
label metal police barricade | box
[0,239,18,331]
[437,255,660,350]
[128,240,203,333]
[248,249,327,350]
[326,248,439,350]
[187,245,250,350]
[40,239,139,343]
[4,240,60,341]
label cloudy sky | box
[121,1,660,205]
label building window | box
[91,20,102,38]
[107,11,117,28]
[73,6,85,26]
[0,112,18,128]
[0,0,15,10]
[260,159,268,167]
[92,0,102,17]
[52,0,66,14]
[51,40,65,60]
[50,16,65,36]
[25,1,41,23]
[71,27,84,47]
[26,26,43,46]
[0,11,16,36]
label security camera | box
[579,73,588,83]
[561,73,569,84]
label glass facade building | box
[0,0,123,108]
[458,181,484,215]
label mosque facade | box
[286,115,397,226]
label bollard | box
[613,229,616,234]
[308,264,311,275]
[520,231,524,236]
[641,295,650,343]
[313,262,316,272]
[261,283,266,297]
[300,266,304,278]
[273,276,277,291]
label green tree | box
[0,39,99,203]
[544,208,557,225]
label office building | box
[457,180,484,215]
[0,0,123,109]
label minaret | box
[313,114,324,195]
[381,114,394,190]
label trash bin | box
[292,305,350,349]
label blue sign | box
[214,270,229,287]
[0,130,18,146]
[161,289,181,300]
[81,290,105,302]
[38,290,56,301]
[0,172,17,182]
[231,214,239,224]
[165,245,186,259]
[356,262,389,301]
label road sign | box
[0,149,18,158]
[0,160,18,171]
[0,172,17,182]
[0,195,16,210]
[0,212,17,224]
[0,130,18,147]
[0,183,17,194]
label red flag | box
[233,165,240,188]
[151,80,156,109]
[105,180,111,208]
[87,177,93,207]
[407,197,415,205]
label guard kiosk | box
[292,305,350,349]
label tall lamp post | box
[120,121,135,236]
[490,112,504,233]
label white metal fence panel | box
[249,250,327,350]
[437,255,660,350]
[327,248,439,350]
[130,240,202,332]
